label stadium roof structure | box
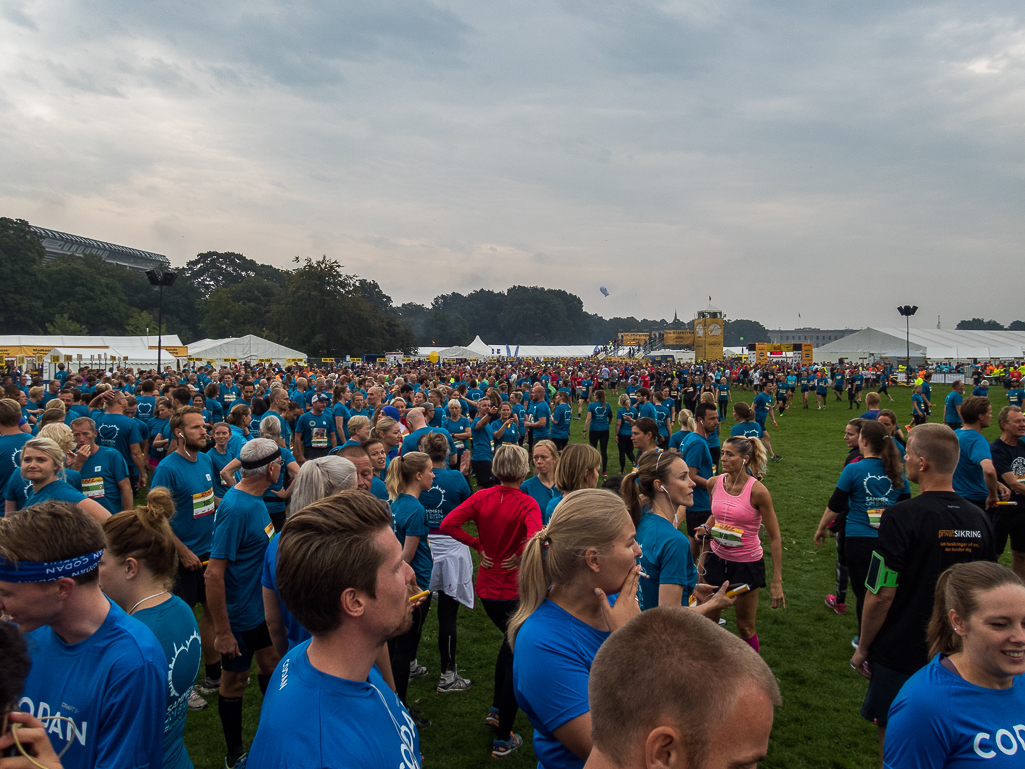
[815,328,1025,363]
[30,225,171,272]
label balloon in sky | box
[599,286,609,297]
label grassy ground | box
[181,381,1014,768]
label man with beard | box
[150,406,222,706]
[246,491,423,769]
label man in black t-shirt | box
[990,405,1025,579]
[851,423,994,761]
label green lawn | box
[182,381,1013,768]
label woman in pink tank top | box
[696,435,785,654]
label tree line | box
[0,217,771,356]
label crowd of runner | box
[1,354,1024,769]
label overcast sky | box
[1,1,1022,331]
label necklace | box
[129,591,168,615]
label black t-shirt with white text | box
[870,491,995,674]
[990,437,1025,507]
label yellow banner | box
[188,357,203,362]
[663,330,694,345]
[619,333,650,346]
[376,358,388,363]
[444,358,459,363]
[222,358,238,363]
[64,355,73,363]
[321,358,336,363]
[149,346,188,357]
[257,358,272,363]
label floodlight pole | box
[897,304,918,384]
[147,269,178,377]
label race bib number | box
[193,488,215,518]
[312,427,327,448]
[867,509,884,529]
[82,477,104,499]
[223,392,236,402]
[711,523,744,548]
[264,522,275,538]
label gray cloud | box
[0,0,1022,331]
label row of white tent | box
[815,328,1025,363]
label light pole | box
[146,269,177,374]
[897,304,918,383]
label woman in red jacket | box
[441,444,542,759]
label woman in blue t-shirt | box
[99,487,202,769]
[885,561,1025,769]
[6,437,107,521]
[509,488,642,769]
[550,392,572,451]
[386,451,435,718]
[814,421,909,628]
[583,390,612,475]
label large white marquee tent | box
[815,328,1025,363]
[418,335,599,360]
[187,335,307,363]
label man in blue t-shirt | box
[293,394,337,462]
[944,380,965,429]
[247,491,423,769]
[69,417,132,514]
[526,385,551,451]
[0,501,165,769]
[952,396,1005,510]
[205,438,281,768]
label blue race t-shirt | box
[151,452,217,556]
[730,422,763,440]
[206,443,241,499]
[94,413,143,477]
[952,429,992,501]
[147,417,171,462]
[247,644,420,769]
[520,476,558,517]
[0,432,30,492]
[296,412,335,450]
[211,486,274,633]
[19,599,166,769]
[470,417,495,462]
[513,599,609,769]
[587,402,611,432]
[24,477,86,508]
[550,403,571,440]
[132,596,202,769]
[680,432,714,512]
[77,445,129,514]
[420,467,471,534]
[261,533,311,652]
[834,456,907,538]
[884,654,1025,769]
[391,493,433,590]
[544,493,564,526]
[616,407,636,436]
[753,392,772,422]
[945,391,964,423]
[532,401,552,439]
[635,510,697,609]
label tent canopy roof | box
[816,328,1025,361]
[187,335,306,361]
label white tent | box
[815,328,1025,363]
[433,346,489,361]
[0,334,184,349]
[187,335,307,363]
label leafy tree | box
[45,313,88,335]
[268,256,416,357]
[956,318,1005,330]
[181,251,287,298]
[202,277,282,338]
[37,255,135,334]
[1008,320,1025,331]
[724,319,770,346]
[124,309,161,336]
[0,217,45,332]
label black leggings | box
[834,530,849,604]
[481,598,518,741]
[588,429,609,472]
[437,591,460,672]
[472,459,495,489]
[389,594,432,703]
[617,434,635,472]
[844,536,876,625]
[553,438,569,451]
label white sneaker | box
[187,687,208,710]
[409,659,428,679]
[437,669,472,693]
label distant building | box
[768,328,857,347]
[30,226,170,273]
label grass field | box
[180,381,1014,768]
